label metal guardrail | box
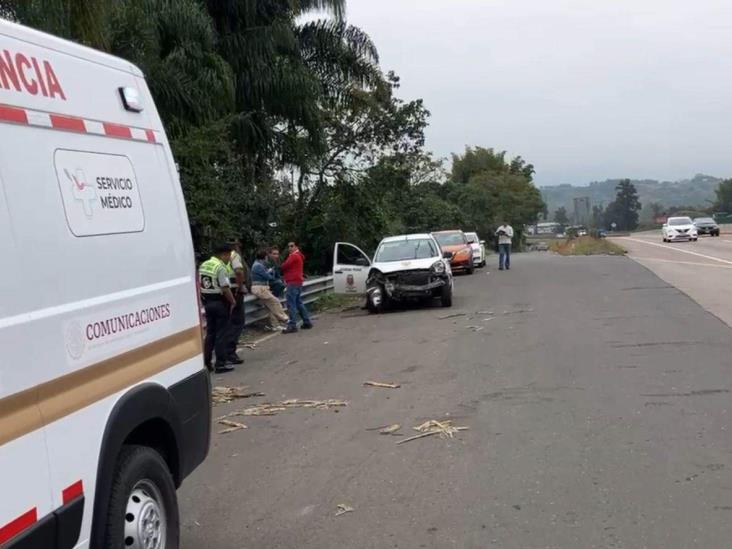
[201,275,335,330]
[242,275,334,326]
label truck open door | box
[333,242,371,295]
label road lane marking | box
[619,237,732,265]
[633,257,732,269]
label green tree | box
[714,179,732,212]
[446,147,544,245]
[0,0,111,49]
[553,207,569,226]
[604,179,641,231]
[591,205,604,228]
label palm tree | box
[0,0,111,50]
[110,0,236,136]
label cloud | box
[345,0,732,184]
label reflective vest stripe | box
[199,257,227,295]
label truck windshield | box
[375,239,437,262]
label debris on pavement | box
[396,419,469,445]
[240,343,257,350]
[364,381,401,389]
[217,419,248,434]
[212,386,266,404]
[379,424,402,435]
[335,504,354,517]
[476,310,494,315]
[503,308,535,315]
[218,399,348,420]
[465,325,484,332]
[438,312,467,320]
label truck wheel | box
[367,288,387,314]
[440,284,453,308]
[103,445,179,549]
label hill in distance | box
[540,174,721,215]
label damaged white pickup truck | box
[333,234,454,313]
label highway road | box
[180,253,732,549]
[614,231,732,327]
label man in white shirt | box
[495,222,514,270]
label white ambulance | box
[0,18,210,549]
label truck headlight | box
[432,261,445,273]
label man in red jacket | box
[280,241,313,333]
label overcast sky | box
[343,0,732,186]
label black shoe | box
[283,326,298,334]
[214,363,235,373]
[227,355,244,365]
[499,267,504,271]
[506,267,510,270]
[301,323,313,330]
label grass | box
[549,236,626,256]
[309,291,362,313]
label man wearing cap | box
[199,243,237,373]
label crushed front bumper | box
[370,269,448,299]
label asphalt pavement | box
[180,253,732,549]
[614,230,732,327]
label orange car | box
[431,230,475,274]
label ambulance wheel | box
[104,445,179,549]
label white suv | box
[465,232,486,267]
[333,234,454,312]
[662,216,698,242]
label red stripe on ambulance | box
[50,113,85,132]
[0,103,159,144]
[0,508,37,544]
[62,480,84,504]
[103,122,132,139]
[0,103,28,124]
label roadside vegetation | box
[549,236,626,256]
[309,292,362,313]
[1,0,545,272]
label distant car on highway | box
[432,230,475,274]
[464,231,486,267]
[693,217,720,237]
[662,216,698,242]
[332,234,453,313]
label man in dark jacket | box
[280,241,313,333]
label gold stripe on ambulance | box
[0,327,202,447]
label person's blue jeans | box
[498,243,511,270]
[286,284,312,328]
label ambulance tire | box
[103,445,180,549]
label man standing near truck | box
[281,241,313,333]
[495,221,514,271]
